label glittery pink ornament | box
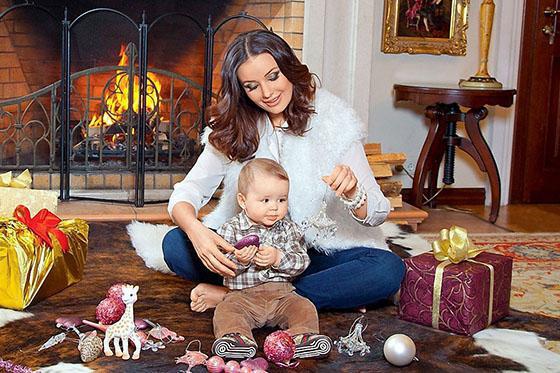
[95,297,125,325]
[224,360,240,373]
[206,355,226,373]
[106,283,127,300]
[263,331,296,366]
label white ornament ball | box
[383,334,416,367]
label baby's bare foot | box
[189,283,228,312]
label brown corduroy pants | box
[213,282,319,342]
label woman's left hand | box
[322,164,358,198]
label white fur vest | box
[202,89,389,253]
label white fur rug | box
[0,308,33,328]
[127,220,431,274]
[38,362,93,372]
[473,328,560,373]
[126,221,174,274]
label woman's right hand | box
[185,219,237,277]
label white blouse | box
[168,116,390,227]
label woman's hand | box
[254,246,281,268]
[185,219,237,277]
[235,245,258,265]
[322,164,358,199]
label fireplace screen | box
[71,43,200,173]
[0,3,266,206]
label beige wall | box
[303,0,523,205]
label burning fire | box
[89,45,162,128]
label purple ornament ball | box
[95,297,125,325]
[224,360,240,373]
[234,234,260,250]
[263,330,295,365]
[206,355,226,373]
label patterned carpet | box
[421,233,560,319]
[472,233,560,319]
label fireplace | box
[0,0,305,206]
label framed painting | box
[381,0,469,55]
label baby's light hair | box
[238,158,289,195]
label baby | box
[211,158,331,360]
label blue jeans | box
[162,227,405,310]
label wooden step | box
[387,202,429,231]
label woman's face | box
[236,53,293,126]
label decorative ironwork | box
[0,56,203,173]
[0,4,268,206]
[0,86,58,170]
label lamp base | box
[458,76,503,89]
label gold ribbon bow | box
[0,169,32,188]
[431,225,485,263]
[431,226,495,330]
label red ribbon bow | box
[13,205,69,253]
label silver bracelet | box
[341,184,367,211]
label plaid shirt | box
[218,211,310,290]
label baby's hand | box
[235,245,258,265]
[254,246,281,268]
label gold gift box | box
[0,187,58,217]
[0,216,88,310]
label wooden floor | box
[416,204,560,233]
[55,199,560,233]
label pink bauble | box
[263,330,295,365]
[240,367,251,373]
[241,357,268,371]
[95,297,125,325]
[206,356,226,373]
[224,360,240,373]
[106,283,127,300]
[55,316,83,328]
[134,318,150,330]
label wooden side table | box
[393,84,516,223]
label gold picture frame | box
[382,0,469,56]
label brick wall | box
[212,0,305,93]
[0,1,61,99]
[0,16,30,99]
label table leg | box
[411,105,447,208]
[464,107,501,223]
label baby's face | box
[241,173,289,227]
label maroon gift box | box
[398,252,512,335]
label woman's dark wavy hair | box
[207,29,317,162]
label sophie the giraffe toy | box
[103,284,142,360]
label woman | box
[163,29,404,312]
